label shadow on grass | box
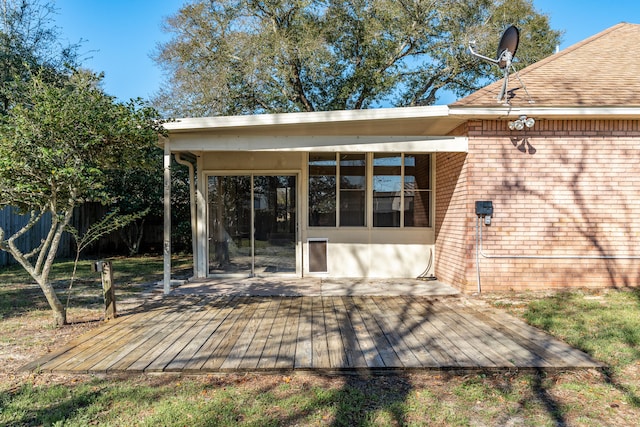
[0,280,116,321]
[334,374,411,426]
[599,367,640,408]
[531,368,566,426]
[1,383,104,426]
[0,375,179,426]
[1,373,413,426]
[522,289,640,411]
[2,370,582,426]
[0,286,50,319]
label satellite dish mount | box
[469,26,520,103]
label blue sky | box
[54,0,639,104]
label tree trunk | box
[39,279,67,327]
[120,219,146,256]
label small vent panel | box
[308,239,328,273]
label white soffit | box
[168,135,468,153]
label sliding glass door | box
[208,175,296,276]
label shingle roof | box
[452,23,640,108]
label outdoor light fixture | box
[508,115,535,131]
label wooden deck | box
[24,296,602,374]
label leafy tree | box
[102,149,193,256]
[0,0,80,114]
[0,70,163,326]
[65,208,148,311]
[153,0,561,116]
[104,145,163,255]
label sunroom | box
[161,106,466,285]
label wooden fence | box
[0,205,165,267]
[0,206,72,267]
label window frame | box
[308,152,432,229]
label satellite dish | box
[469,25,521,103]
[497,26,519,69]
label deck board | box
[311,296,330,369]
[340,297,385,368]
[367,296,422,368]
[25,296,603,374]
[256,297,288,369]
[351,296,402,367]
[440,300,551,367]
[145,300,212,372]
[433,303,515,367]
[331,296,368,368]
[273,297,298,370]
[203,296,258,371]
[230,297,277,370]
[182,297,244,372]
[395,297,456,367]
[461,299,599,367]
[401,297,487,367]
[294,297,313,368]
[374,296,438,367]
[55,307,172,372]
[125,304,206,372]
[164,297,234,371]
[88,308,178,372]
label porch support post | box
[163,137,172,295]
[196,154,207,278]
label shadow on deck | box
[23,279,602,374]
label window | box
[308,153,336,226]
[309,152,431,228]
[404,154,431,227]
[308,153,366,227]
[339,154,366,226]
[374,153,430,228]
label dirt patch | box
[0,288,153,393]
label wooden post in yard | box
[100,261,116,320]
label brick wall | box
[435,151,475,291]
[442,118,640,291]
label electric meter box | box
[475,201,493,216]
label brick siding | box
[437,119,640,291]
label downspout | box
[162,137,171,295]
[174,153,198,278]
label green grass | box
[1,260,639,426]
[0,255,192,287]
[521,289,640,370]
[0,255,193,320]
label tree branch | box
[288,58,314,112]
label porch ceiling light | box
[508,115,535,131]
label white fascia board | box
[449,106,640,119]
[165,105,450,132]
[169,135,468,153]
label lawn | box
[1,257,639,426]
